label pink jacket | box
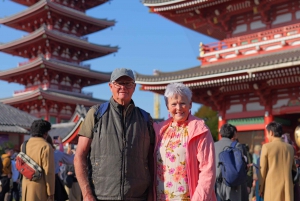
[153,115,217,201]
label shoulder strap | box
[22,140,29,154]
[231,140,238,148]
[94,102,109,121]
[138,108,149,123]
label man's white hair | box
[164,82,192,105]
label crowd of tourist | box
[0,68,299,201]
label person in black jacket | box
[63,146,81,201]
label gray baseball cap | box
[110,68,135,82]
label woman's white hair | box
[164,82,192,105]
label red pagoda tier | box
[0,0,118,123]
[139,0,300,147]
[11,0,108,11]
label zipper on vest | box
[120,109,126,200]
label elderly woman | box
[153,83,216,201]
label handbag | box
[15,140,42,181]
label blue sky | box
[0,0,216,119]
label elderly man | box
[75,68,155,201]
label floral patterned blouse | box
[156,122,190,201]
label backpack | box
[93,101,149,128]
[217,141,247,187]
[15,140,43,181]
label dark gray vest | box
[89,100,151,200]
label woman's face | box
[167,94,192,123]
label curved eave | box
[0,57,111,83]
[146,0,228,12]
[0,125,29,134]
[49,120,82,142]
[0,27,118,59]
[11,0,108,10]
[0,0,115,34]
[143,0,186,7]
[59,119,83,143]
[1,89,107,106]
[136,49,300,85]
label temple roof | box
[0,0,115,35]
[0,88,107,106]
[0,57,111,86]
[0,26,118,61]
[0,103,37,133]
[135,48,300,84]
[11,0,108,10]
[48,104,87,144]
[143,0,186,6]
[50,122,77,138]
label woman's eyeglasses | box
[112,81,135,89]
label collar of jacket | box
[110,97,135,116]
[156,115,209,143]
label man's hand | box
[47,195,54,201]
[83,193,96,201]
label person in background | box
[252,145,261,168]
[282,133,300,201]
[215,123,246,201]
[46,136,74,201]
[259,122,295,201]
[0,147,13,201]
[153,82,216,201]
[9,150,20,201]
[64,145,81,201]
[22,119,55,201]
[240,144,253,201]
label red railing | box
[201,23,300,54]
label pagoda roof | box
[0,88,107,106]
[0,103,37,133]
[50,122,77,138]
[143,0,214,7]
[0,0,115,35]
[11,0,108,10]
[0,26,118,60]
[0,57,111,86]
[136,48,300,84]
[48,104,87,144]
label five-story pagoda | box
[0,0,118,123]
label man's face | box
[109,76,136,106]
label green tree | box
[193,105,218,141]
